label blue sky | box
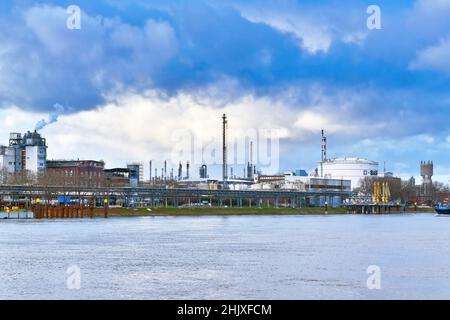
[0,0,449,182]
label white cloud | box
[0,85,445,181]
[41,90,294,170]
[234,2,369,55]
[0,4,179,110]
[24,5,104,58]
[412,0,450,16]
[342,31,368,46]
[0,106,46,139]
[238,7,332,54]
[24,85,385,176]
[293,109,378,135]
[410,36,450,74]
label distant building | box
[127,163,143,187]
[256,174,286,184]
[0,131,47,175]
[420,160,433,201]
[253,172,351,193]
[104,168,131,187]
[294,169,308,177]
[46,160,105,187]
[284,174,351,192]
[409,176,415,187]
[384,171,394,178]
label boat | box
[435,205,450,215]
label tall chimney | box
[149,160,152,184]
[222,114,228,182]
[164,160,167,181]
[320,129,327,177]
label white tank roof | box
[324,157,378,165]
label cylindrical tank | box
[199,164,208,179]
[321,157,379,190]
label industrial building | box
[420,161,433,200]
[0,131,47,175]
[252,172,351,195]
[46,160,105,187]
[104,168,132,187]
[0,118,388,210]
[127,162,144,187]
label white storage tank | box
[320,157,379,190]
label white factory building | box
[0,131,47,175]
[319,157,379,190]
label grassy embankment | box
[94,206,349,217]
[89,205,435,217]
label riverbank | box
[94,207,348,217]
[0,206,435,219]
[91,206,435,217]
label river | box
[1,213,449,299]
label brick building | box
[45,160,105,187]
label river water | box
[1,213,449,299]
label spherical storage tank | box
[321,157,379,190]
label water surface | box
[1,213,449,299]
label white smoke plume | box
[35,103,65,131]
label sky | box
[0,0,449,182]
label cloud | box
[29,82,421,178]
[0,106,47,139]
[1,0,450,182]
[238,8,332,54]
[0,4,178,112]
[234,0,370,55]
[41,88,295,171]
[410,36,450,75]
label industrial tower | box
[320,129,327,177]
[420,160,433,197]
[222,114,228,182]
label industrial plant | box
[0,114,445,219]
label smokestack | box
[164,160,167,181]
[321,129,327,162]
[320,129,327,178]
[250,141,253,165]
[186,161,190,180]
[222,114,228,182]
[178,162,182,180]
[247,140,254,179]
[149,160,152,184]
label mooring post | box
[104,198,109,218]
